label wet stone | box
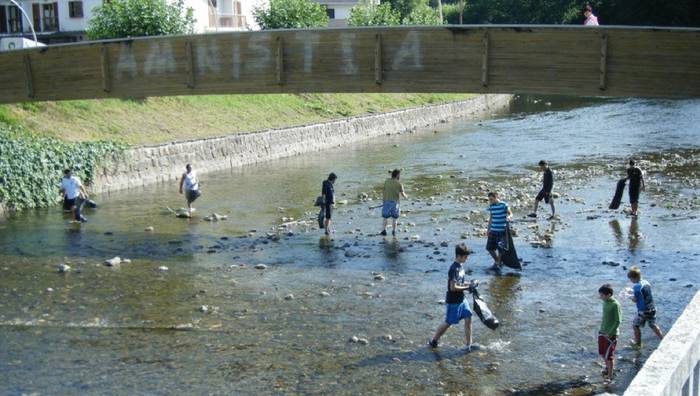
[254,264,267,270]
[58,264,71,273]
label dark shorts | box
[598,334,617,361]
[324,203,333,220]
[186,189,201,204]
[629,186,640,204]
[382,201,400,219]
[63,197,77,212]
[486,230,506,251]
[536,189,552,203]
[633,310,657,328]
[445,302,472,325]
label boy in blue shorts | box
[428,243,479,351]
[627,266,664,348]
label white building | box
[0,0,258,46]
[311,0,377,27]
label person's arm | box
[400,184,408,199]
[179,174,185,194]
[641,171,645,191]
[448,279,472,292]
[612,303,621,334]
[79,185,89,199]
[487,212,492,234]
[506,206,513,222]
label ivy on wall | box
[0,126,124,210]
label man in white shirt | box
[583,3,599,26]
[179,164,201,217]
[60,169,88,213]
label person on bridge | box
[321,173,337,236]
[428,243,478,351]
[486,191,512,273]
[179,164,201,217]
[627,266,664,349]
[583,3,599,26]
[626,159,645,216]
[60,169,88,214]
[528,160,556,220]
[380,169,408,237]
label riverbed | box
[1,96,699,395]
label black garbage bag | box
[317,206,325,229]
[471,287,499,330]
[84,199,98,209]
[501,225,522,270]
[74,199,88,223]
[609,178,626,210]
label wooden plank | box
[185,41,195,89]
[23,55,34,99]
[600,33,608,91]
[0,26,697,103]
[375,33,383,85]
[100,46,111,92]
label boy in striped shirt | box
[486,191,512,273]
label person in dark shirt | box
[428,243,479,351]
[528,160,556,220]
[321,173,337,236]
[626,159,645,216]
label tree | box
[348,2,401,26]
[403,2,443,25]
[387,0,426,20]
[253,0,329,30]
[86,0,195,40]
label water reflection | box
[608,218,643,253]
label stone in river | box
[58,264,71,273]
[284,294,295,300]
[320,291,331,297]
[349,336,359,343]
[104,257,121,267]
[357,338,369,345]
[373,274,385,281]
[198,305,209,313]
[254,264,268,270]
[144,226,154,232]
[158,266,169,271]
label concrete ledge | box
[623,289,700,396]
[92,94,512,194]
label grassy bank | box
[0,93,474,145]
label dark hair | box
[598,283,614,296]
[538,160,548,166]
[455,243,473,257]
[186,163,192,170]
[328,172,337,181]
[629,159,635,166]
[488,191,498,198]
[63,169,71,175]
[583,3,592,12]
[391,169,401,178]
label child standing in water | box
[627,266,664,349]
[428,243,479,351]
[598,284,621,383]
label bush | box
[254,0,329,30]
[0,126,123,210]
[403,3,444,25]
[86,0,195,40]
[348,2,401,26]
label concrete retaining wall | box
[623,289,700,396]
[92,94,512,194]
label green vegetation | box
[0,93,475,146]
[86,0,195,40]
[254,0,329,30]
[348,3,401,26]
[403,2,443,25]
[0,126,123,210]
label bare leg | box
[391,218,398,235]
[381,218,388,233]
[488,249,500,265]
[633,325,642,345]
[606,359,614,380]
[432,322,450,343]
[532,199,540,214]
[549,200,556,217]
[324,219,332,235]
[463,317,473,345]
[631,202,639,215]
[651,325,664,340]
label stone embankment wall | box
[93,94,512,194]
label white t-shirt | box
[584,15,599,26]
[184,171,199,191]
[61,176,83,200]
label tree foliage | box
[254,0,329,30]
[86,0,195,40]
[403,2,443,25]
[348,2,401,26]
[386,0,427,20]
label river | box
[1,96,699,395]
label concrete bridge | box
[0,25,699,104]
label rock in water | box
[144,226,154,232]
[254,264,267,270]
[104,257,121,267]
[284,294,294,301]
[158,266,169,272]
[58,264,71,273]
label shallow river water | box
[1,96,699,395]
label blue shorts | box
[445,302,472,325]
[382,200,400,219]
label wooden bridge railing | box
[0,25,699,104]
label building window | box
[0,6,7,34]
[69,1,84,18]
[326,8,335,19]
[42,3,59,31]
[8,5,21,33]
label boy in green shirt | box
[598,284,622,383]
